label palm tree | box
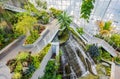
[57,12,72,43]
[57,12,72,33]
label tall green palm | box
[57,12,72,31]
[57,12,72,44]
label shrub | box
[22,64,36,79]
[40,60,57,79]
[14,61,23,73]
[49,7,63,18]
[110,34,120,48]
[114,56,120,64]
[99,48,112,61]
[38,44,51,62]
[25,30,40,44]
[37,10,50,24]
[15,14,37,35]
[31,55,40,69]
[16,52,30,62]
[88,44,100,58]
[12,72,22,79]
[76,27,84,35]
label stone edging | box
[31,46,53,79]
[0,35,25,55]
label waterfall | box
[61,34,97,78]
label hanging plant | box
[80,0,95,22]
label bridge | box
[71,23,118,57]
[2,4,26,12]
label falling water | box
[61,34,97,78]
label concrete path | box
[3,4,26,12]
[0,19,59,79]
[110,63,120,79]
[71,23,118,57]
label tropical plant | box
[99,47,112,61]
[110,34,120,48]
[37,10,50,24]
[14,61,23,73]
[16,52,30,61]
[49,7,63,18]
[38,44,51,62]
[76,27,84,35]
[80,0,95,22]
[31,55,40,69]
[40,60,62,79]
[88,44,100,60]
[25,30,39,44]
[36,0,47,9]
[97,20,113,35]
[114,56,120,64]
[22,64,36,79]
[12,72,22,79]
[15,14,37,35]
[57,12,72,31]
[24,2,39,13]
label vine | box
[80,0,95,22]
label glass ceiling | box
[46,0,120,35]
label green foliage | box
[80,0,95,22]
[25,30,39,44]
[0,26,20,49]
[38,44,51,62]
[49,7,63,18]
[14,61,23,73]
[16,52,30,62]
[115,56,120,64]
[58,12,72,30]
[37,10,50,24]
[22,64,36,79]
[76,27,84,35]
[103,21,112,30]
[31,55,40,69]
[99,48,112,61]
[58,30,69,44]
[15,14,37,35]
[88,44,100,58]
[24,2,39,13]
[12,72,22,79]
[40,60,62,79]
[110,34,120,48]
[36,0,47,9]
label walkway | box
[71,23,117,57]
[31,42,59,79]
[110,63,120,79]
[2,4,26,12]
[0,19,59,79]
[30,19,59,53]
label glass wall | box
[46,0,120,34]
